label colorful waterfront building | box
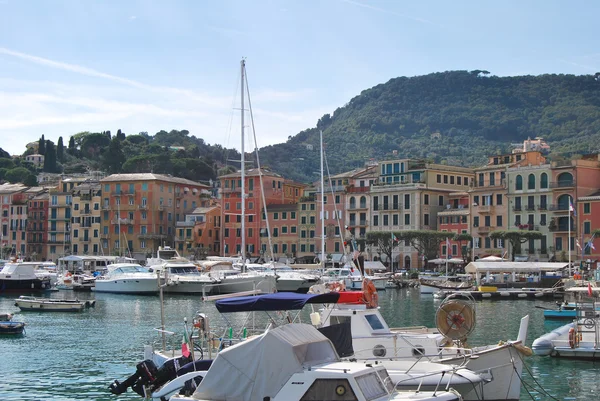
[27,190,49,261]
[260,203,298,261]
[370,159,474,270]
[219,168,300,258]
[100,173,209,260]
[176,203,221,257]
[437,191,470,260]
[577,190,600,265]
[296,190,318,263]
[71,181,102,256]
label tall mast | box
[241,59,246,272]
[320,130,325,269]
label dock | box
[435,288,564,301]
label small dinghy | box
[0,313,25,335]
[14,296,96,312]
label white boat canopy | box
[192,323,338,401]
[465,261,568,274]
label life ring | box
[435,300,475,341]
[568,327,579,349]
[362,278,378,308]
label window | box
[404,194,410,209]
[438,195,444,206]
[473,216,480,227]
[528,174,536,190]
[496,194,503,206]
[383,215,388,226]
[373,215,379,226]
[516,175,523,190]
[424,214,429,225]
[364,314,385,330]
[497,215,503,227]
[404,213,410,225]
[437,174,441,183]
[584,203,591,214]
[484,216,491,227]
[540,173,548,189]
[585,221,591,234]
[424,194,429,205]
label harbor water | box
[1,289,599,401]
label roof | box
[215,292,364,313]
[0,183,27,195]
[192,324,338,401]
[219,168,282,179]
[465,261,568,274]
[190,206,220,214]
[100,173,208,188]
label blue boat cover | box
[215,292,341,313]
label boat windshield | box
[356,370,394,400]
[168,266,200,275]
[114,265,150,274]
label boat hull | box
[0,321,25,335]
[275,278,318,293]
[0,278,52,293]
[440,342,525,401]
[94,278,159,294]
[211,276,275,295]
[163,281,215,294]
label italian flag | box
[182,329,191,358]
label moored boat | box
[14,295,95,312]
[94,263,159,294]
[0,261,52,293]
[0,313,25,335]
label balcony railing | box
[478,205,494,213]
[549,224,576,232]
[112,190,136,197]
[550,180,576,188]
[477,226,491,233]
[111,218,134,225]
[373,203,402,211]
[548,204,570,212]
[102,204,111,210]
[537,204,548,211]
[512,206,522,212]
[345,186,370,193]
[525,205,536,211]
[348,204,369,210]
[138,204,148,210]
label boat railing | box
[351,344,474,366]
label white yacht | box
[168,323,462,401]
[0,261,52,292]
[207,263,275,295]
[161,259,219,295]
[146,246,182,269]
[94,263,159,294]
[247,264,320,293]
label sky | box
[0,0,599,156]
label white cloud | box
[129,16,137,20]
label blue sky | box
[0,0,599,155]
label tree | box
[68,136,76,153]
[57,137,64,162]
[43,140,57,172]
[396,230,453,264]
[365,232,396,268]
[0,148,10,158]
[453,233,473,263]
[0,158,15,170]
[489,230,544,261]
[116,129,126,141]
[5,167,31,183]
[24,174,38,187]
[103,137,126,174]
[38,135,46,155]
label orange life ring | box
[568,327,579,349]
[362,278,378,309]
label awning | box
[465,261,568,274]
[215,291,364,313]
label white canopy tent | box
[465,261,568,285]
[192,323,338,401]
[477,255,507,262]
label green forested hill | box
[258,70,600,182]
[4,71,599,186]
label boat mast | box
[320,130,325,269]
[241,59,246,273]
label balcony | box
[512,206,522,212]
[102,204,111,210]
[548,204,570,213]
[176,221,196,227]
[111,218,134,225]
[537,204,548,211]
[549,224,576,232]
[524,205,536,212]
[100,234,110,239]
[470,178,507,189]
[517,224,539,231]
[138,233,167,240]
[47,240,71,244]
[373,203,401,211]
[348,203,369,211]
[345,186,370,193]
[80,209,92,215]
[112,190,136,197]
[477,205,494,214]
[477,226,491,233]
[550,180,576,189]
[138,204,148,210]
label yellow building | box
[71,181,102,256]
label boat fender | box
[513,343,534,356]
[568,328,579,349]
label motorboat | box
[321,267,387,291]
[0,261,53,293]
[247,264,320,293]
[146,246,182,269]
[215,287,531,401]
[160,259,219,295]
[33,262,59,286]
[207,265,276,295]
[14,295,95,312]
[533,300,600,359]
[94,263,159,294]
[167,323,463,401]
[0,313,25,335]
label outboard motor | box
[109,355,192,397]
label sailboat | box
[207,60,275,296]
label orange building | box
[175,204,221,257]
[219,168,301,257]
[100,173,210,260]
[260,203,299,261]
[437,191,470,260]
